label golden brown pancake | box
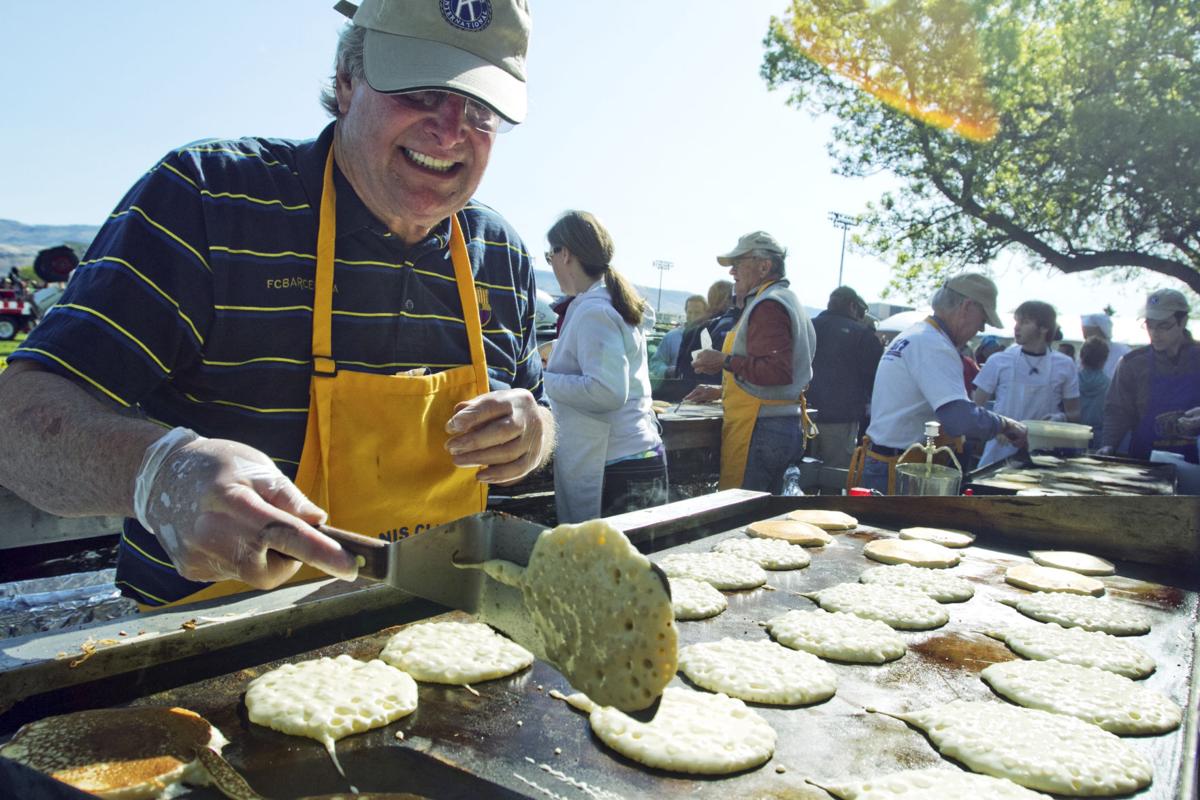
[0,706,225,799]
[746,519,832,546]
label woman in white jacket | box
[543,211,667,524]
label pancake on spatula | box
[0,707,228,800]
[785,509,858,530]
[746,519,832,546]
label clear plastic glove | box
[999,417,1029,450]
[1178,407,1200,436]
[682,384,721,404]
[135,431,357,588]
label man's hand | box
[445,389,555,485]
[691,348,725,375]
[999,417,1029,450]
[682,384,722,404]
[140,437,357,589]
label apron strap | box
[312,148,337,374]
[448,214,489,393]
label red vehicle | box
[0,287,35,341]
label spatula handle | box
[318,524,389,581]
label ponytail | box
[604,266,648,327]
[547,209,648,327]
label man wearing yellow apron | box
[685,231,817,493]
[0,0,554,608]
[850,274,1027,494]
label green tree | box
[762,0,1200,301]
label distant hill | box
[0,220,702,318]
[0,219,100,271]
[534,269,697,320]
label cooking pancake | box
[562,687,776,775]
[985,624,1155,678]
[981,659,1182,736]
[1005,564,1105,596]
[669,576,728,620]
[379,620,533,684]
[898,526,975,548]
[784,509,858,530]
[863,538,960,568]
[766,608,906,664]
[859,563,974,603]
[658,551,768,590]
[1003,593,1151,636]
[0,707,227,800]
[713,536,812,569]
[1028,550,1116,576]
[745,519,832,546]
[891,700,1152,796]
[245,654,418,780]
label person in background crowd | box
[1081,312,1131,379]
[1058,342,1076,361]
[703,281,741,349]
[961,344,981,395]
[851,274,1027,494]
[1100,289,1200,462]
[673,280,734,394]
[1078,336,1110,446]
[973,300,1080,466]
[543,211,666,523]
[0,0,551,609]
[685,231,816,493]
[973,335,1005,367]
[648,294,706,384]
[807,286,883,472]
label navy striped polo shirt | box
[13,123,543,606]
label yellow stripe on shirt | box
[55,303,171,374]
[13,347,130,407]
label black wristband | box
[723,354,734,371]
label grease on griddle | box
[910,632,1015,672]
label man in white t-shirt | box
[1081,313,1131,379]
[974,300,1081,466]
[853,273,1027,493]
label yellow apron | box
[155,149,489,607]
[717,282,813,490]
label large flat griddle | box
[12,495,1192,800]
[966,453,1178,496]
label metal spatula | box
[318,511,669,716]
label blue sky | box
[0,1,1170,342]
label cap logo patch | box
[441,0,492,31]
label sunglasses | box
[1144,318,1179,332]
[544,246,562,265]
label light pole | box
[828,212,859,287]
[653,259,673,317]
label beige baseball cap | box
[1140,288,1189,321]
[944,272,1001,327]
[716,231,786,266]
[336,0,531,124]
